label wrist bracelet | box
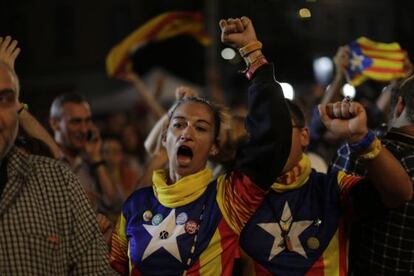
[246,57,269,80]
[244,50,264,65]
[91,160,106,169]
[348,130,375,152]
[358,138,382,160]
[238,41,262,57]
[18,103,28,115]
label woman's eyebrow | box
[195,119,212,126]
[172,115,212,125]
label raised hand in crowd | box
[118,71,165,120]
[319,100,412,207]
[318,99,367,143]
[334,46,350,78]
[0,36,61,158]
[320,46,350,105]
[220,17,257,49]
[0,36,20,69]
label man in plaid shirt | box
[330,75,414,275]
[0,57,113,273]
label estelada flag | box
[106,11,211,78]
[346,37,407,86]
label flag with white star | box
[346,37,407,86]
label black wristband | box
[91,160,106,169]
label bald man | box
[0,62,113,274]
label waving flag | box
[106,11,210,78]
[346,37,407,86]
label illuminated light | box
[221,48,236,60]
[313,56,333,85]
[299,8,312,18]
[280,82,295,100]
[314,57,333,74]
[342,83,356,98]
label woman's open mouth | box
[177,145,193,166]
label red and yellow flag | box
[106,11,210,78]
[346,37,408,86]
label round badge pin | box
[143,210,153,222]
[152,213,164,226]
[307,237,320,250]
[184,220,199,235]
[176,212,188,225]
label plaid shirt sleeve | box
[383,139,414,180]
[65,170,115,275]
[329,143,367,176]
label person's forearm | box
[130,75,165,120]
[366,147,412,208]
[144,114,168,155]
[236,63,292,188]
[376,80,399,113]
[321,74,345,105]
[375,90,392,114]
[19,109,61,159]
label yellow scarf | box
[272,154,312,192]
[152,168,213,208]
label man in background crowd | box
[49,93,121,217]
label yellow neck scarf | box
[272,154,312,193]
[152,168,213,208]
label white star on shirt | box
[258,201,313,260]
[350,52,365,71]
[142,209,186,262]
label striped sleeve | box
[216,171,268,234]
[110,214,129,275]
[337,171,363,203]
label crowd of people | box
[0,16,413,275]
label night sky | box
[1,0,413,116]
